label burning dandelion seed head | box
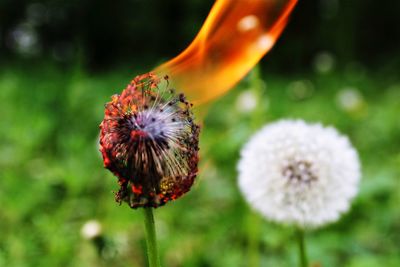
[238,120,361,228]
[99,73,200,208]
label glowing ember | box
[155,0,298,104]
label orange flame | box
[154,0,298,104]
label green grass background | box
[0,62,399,267]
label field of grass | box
[1,62,399,267]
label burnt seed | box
[179,93,186,102]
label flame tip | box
[156,0,298,104]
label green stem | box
[248,64,265,129]
[143,207,161,267]
[297,228,308,267]
[246,212,260,267]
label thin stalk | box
[246,212,260,267]
[248,64,265,129]
[143,207,161,267]
[297,228,308,267]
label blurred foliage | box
[0,60,399,266]
[1,0,400,266]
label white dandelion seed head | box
[238,119,361,228]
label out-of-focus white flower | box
[336,87,364,112]
[238,120,361,228]
[236,90,258,113]
[313,52,335,74]
[9,23,40,56]
[81,220,102,240]
[287,80,314,100]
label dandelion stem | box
[297,228,308,267]
[143,207,161,267]
[249,64,264,129]
[246,212,260,267]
